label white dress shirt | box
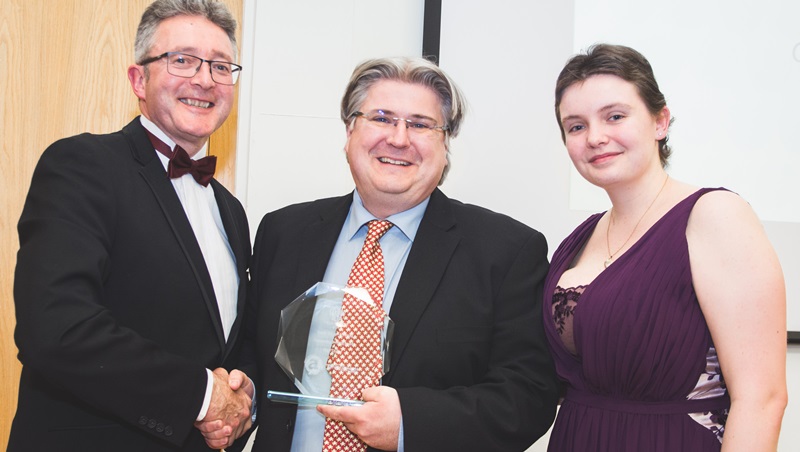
[139,116,239,420]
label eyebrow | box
[173,47,234,62]
[561,103,632,123]
[597,103,631,114]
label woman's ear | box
[656,106,671,138]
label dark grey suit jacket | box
[239,189,558,452]
[10,118,250,451]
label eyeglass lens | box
[359,111,443,134]
[166,53,240,85]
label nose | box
[385,120,411,148]
[586,124,607,148]
[191,61,216,88]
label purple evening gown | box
[544,188,730,452]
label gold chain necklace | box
[604,176,669,268]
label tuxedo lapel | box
[385,189,459,382]
[123,120,227,352]
[212,182,248,268]
[212,180,249,360]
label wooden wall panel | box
[0,0,242,448]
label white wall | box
[236,0,798,450]
[235,0,425,223]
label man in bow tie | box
[10,1,254,450]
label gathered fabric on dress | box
[544,188,729,452]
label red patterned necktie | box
[322,220,393,452]
[146,131,217,187]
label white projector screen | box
[569,0,799,333]
[437,0,798,334]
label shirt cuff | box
[250,378,258,423]
[196,368,214,421]
[397,414,404,452]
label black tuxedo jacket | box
[239,189,558,452]
[10,118,250,451]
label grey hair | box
[134,0,238,64]
[340,57,467,184]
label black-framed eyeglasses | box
[351,110,449,136]
[139,52,242,86]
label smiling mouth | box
[378,157,410,166]
[589,152,618,163]
[180,98,213,109]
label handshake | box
[194,368,255,450]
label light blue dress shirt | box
[290,190,427,452]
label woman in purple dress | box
[544,44,787,451]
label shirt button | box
[164,426,174,437]
[147,419,157,429]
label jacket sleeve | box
[396,230,559,452]
[13,137,209,445]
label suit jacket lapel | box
[122,119,227,352]
[293,194,353,295]
[273,194,353,383]
[385,189,460,383]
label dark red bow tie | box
[146,131,217,187]
[167,146,217,187]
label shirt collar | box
[139,115,208,158]
[346,189,429,242]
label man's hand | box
[194,368,254,449]
[316,386,401,451]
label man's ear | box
[128,64,147,101]
[343,123,354,160]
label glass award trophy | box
[267,282,394,407]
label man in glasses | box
[10,1,253,450]
[235,57,559,452]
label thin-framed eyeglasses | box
[139,52,242,86]
[352,110,449,137]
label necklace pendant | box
[604,257,612,268]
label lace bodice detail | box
[551,285,586,355]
